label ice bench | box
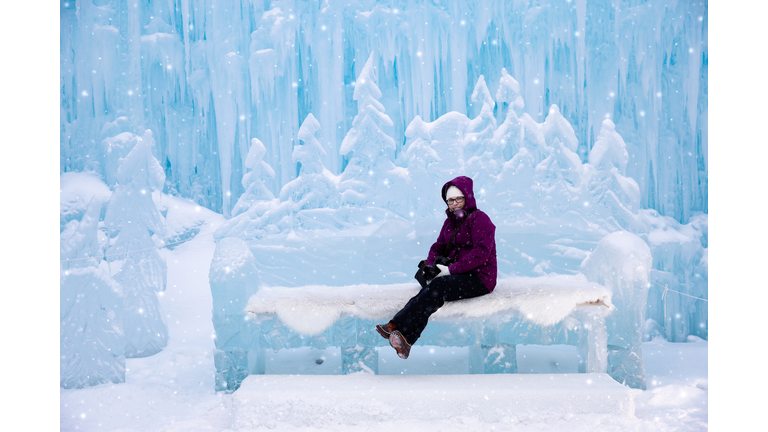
[210,231,652,392]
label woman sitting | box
[376,176,497,359]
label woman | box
[376,176,497,359]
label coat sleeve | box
[426,218,450,265]
[446,212,495,274]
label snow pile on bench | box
[244,274,614,336]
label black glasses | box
[446,197,465,205]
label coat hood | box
[441,176,477,215]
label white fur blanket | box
[244,274,614,337]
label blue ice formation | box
[61,130,172,388]
[61,0,707,223]
[60,0,708,386]
[582,231,653,389]
[61,198,126,389]
[231,138,275,218]
[209,237,260,391]
[105,130,169,358]
[60,266,126,389]
[207,50,705,344]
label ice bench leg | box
[483,343,518,374]
[214,350,250,392]
[214,349,266,392]
[342,345,378,374]
[248,348,266,375]
[469,343,518,374]
[577,313,608,374]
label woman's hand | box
[424,264,451,285]
[435,264,451,278]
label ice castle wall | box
[60,0,707,223]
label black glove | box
[421,264,442,280]
[418,256,452,269]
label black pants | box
[390,269,490,345]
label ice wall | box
[640,211,708,341]
[60,0,707,223]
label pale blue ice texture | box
[204,57,696,388]
[209,237,261,391]
[60,199,125,389]
[104,130,169,358]
[231,138,275,218]
[204,54,704,386]
[60,0,707,222]
[60,0,708,387]
[60,266,126,389]
[582,231,653,389]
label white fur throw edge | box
[244,274,614,337]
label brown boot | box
[389,330,412,359]
[375,322,396,339]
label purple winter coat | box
[426,176,498,292]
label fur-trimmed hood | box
[441,176,477,216]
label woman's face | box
[447,195,465,211]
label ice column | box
[210,237,261,391]
[581,231,652,389]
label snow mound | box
[245,274,613,336]
[232,373,634,429]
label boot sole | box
[389,330,411,359]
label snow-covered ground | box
[59,216,708,431]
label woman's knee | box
[427,278,452,296]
